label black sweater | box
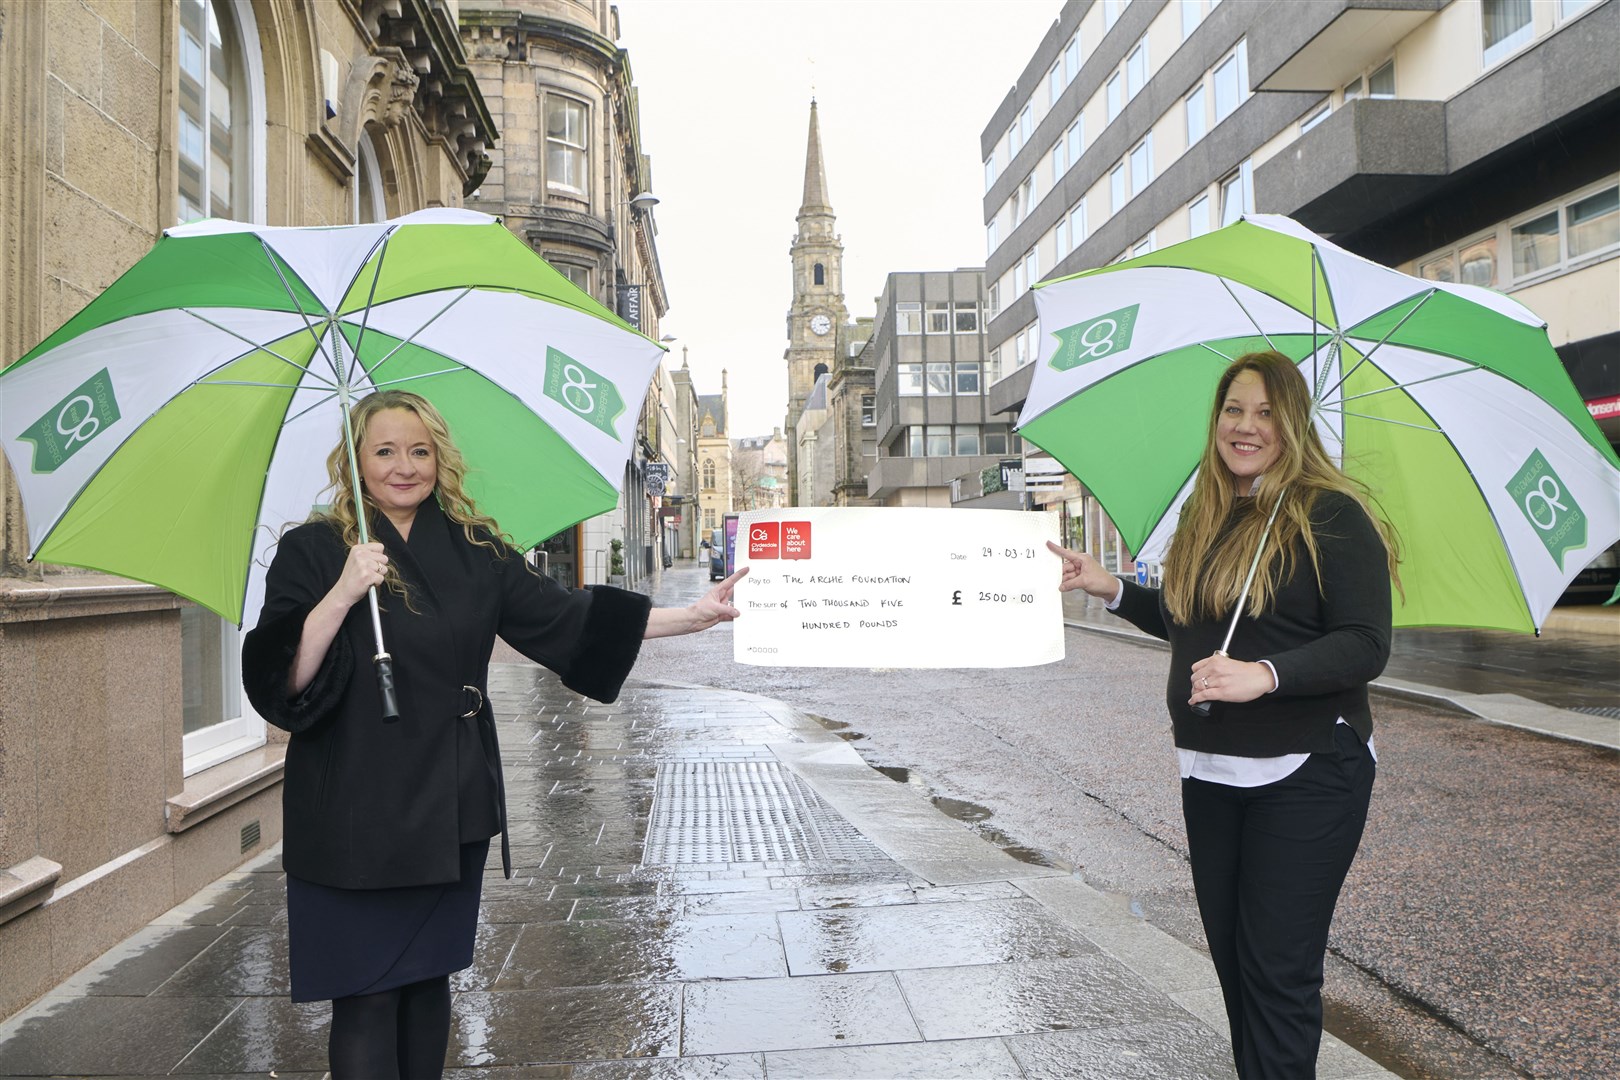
[1113,489,1392,756]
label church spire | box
[800,99,830,215]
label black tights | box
[328,975,452,1080]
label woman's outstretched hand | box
[645,567,748,639]
[1046,541,1122,602]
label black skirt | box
[285,839,489,1003]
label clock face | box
[810,314,832,336]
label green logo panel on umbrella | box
[1050,305,1140,371]
[20,368,121,473]
[1506,450,1586,568]
[544,347,623,437]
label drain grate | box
[643,759,883,865]
[1570,706,1620,719]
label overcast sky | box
[617,0,1061,436]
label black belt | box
[460,684,512,880]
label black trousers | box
[1181,723,1375,1080]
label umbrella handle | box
[1190,650,1226,718]
[374,651,401,721]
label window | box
[1126,40,1149,100]
[1013,258,1027,296]
[1219,159,1254,226]
[1418,253,1456,283]
[984,154,997,191]
[546,96,588,195]
[1561,0,1598,15]
[956,425,982,456]
[1107,73,1123,122]
[1014,329,1029,368]
[1103,0,1123,30]
[1186,85,1207,145]
[986,219,999,256]
[954,305,980,333]
[1133,233,1155,257]
[1024,249,1039,291]
[926,301,951,334]
[926,362,951,395]
[1064,36,1081,82]
[1049,63,1063,107]
[899,362,924,395]
[355,131,384,224]
[1368,59,1395,99]
[1482,0,1533,66]
[1021,176,1036,221]
[988,282,1000,318]
[813,263,825,285]
[1008,121,1022,157]
[1056,214,1070,258]
[555,262,591,294]
[177,0,250,223]
[1130,136,1153,194]
[1181,0,1201,39]
[985,427,1010,456]
[1512,211,1560,277]
[1569,185,1619,258]
[1343,75,1364,102]
[1189,194,1211,237]
[1300,100,1331,133]
[1069,199,1088,250]
[702,459,716,488]
[861,394,876,427]
[1213,43,1248,124]
[1051,141,1066,185]
[1066,119,1084,164]
[908,428,924,457]
[1111,163,1126,212]
[956,362,982,395]
[987,348,1002,385]
[926,425,952,457]
[897,302,923,334]
[1019,105,1034,145]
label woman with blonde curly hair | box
[243,390,744,1079]
[1048,352,1399,1079]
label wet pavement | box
[0,634,1398,1077]
[3,561,1613,1079]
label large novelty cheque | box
[732,507,1065,668]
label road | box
[619,560,1618,1080]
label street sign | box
[1136,560,1149,586]
[644,460,669,495]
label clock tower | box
[785,100,848,461]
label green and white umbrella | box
[1,208,664,632]
[1020,214,1620,633]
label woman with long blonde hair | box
[1049,351,1398,1079]
[244,390,746,1079]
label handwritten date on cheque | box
[732,507,1065,668]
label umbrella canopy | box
[0,208,665,627]
[1019,214,1620,633]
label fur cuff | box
[562,585,652,703]
[241,607,353,734]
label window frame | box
[1130,135,1153,195]
[925,301,952,335]
[896,301,923,335]
[1481,0,1535,67]
[898,362,925,395]
[1126,39,1149,100]
[1106,72,1123,123]
[1212,39,1249,124]
[955,361,982,395]
[1110,162,1126,213]
[1185,84,1207,145]
[544,93,590,197]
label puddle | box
[809,714,866,742]
[877,767,1059,868]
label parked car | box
[1558,539,1620,604]
[708,528,726,580]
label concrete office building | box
[982,0,1619,572]
[866,268,1018,506]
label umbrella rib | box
[1334,362,1484,404]
[367,367,469,389]
[1311,405,1442,434]
[345,227,395,388]
[177,309,335,388]
[1216,276,1277,351]
[1319,288,1439,403]
[282,389,341,428]
[359,287,476,381]
[1200,342,1237,363]
[257,237,339,381]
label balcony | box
[1254,97,1447,234]
[1248,0,1448,93]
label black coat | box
[1113,490,1392,757]
[242,496,651,890]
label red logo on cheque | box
[748,521,780,559]
[782,521,812,560]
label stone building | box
[460,0,669,588]
[0,0,495,1020]
[982,0,1619,573]
[695,377,733,543]
[732,429,790,512]
[782,100,850,505]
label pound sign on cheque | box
[951,590,962,606]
